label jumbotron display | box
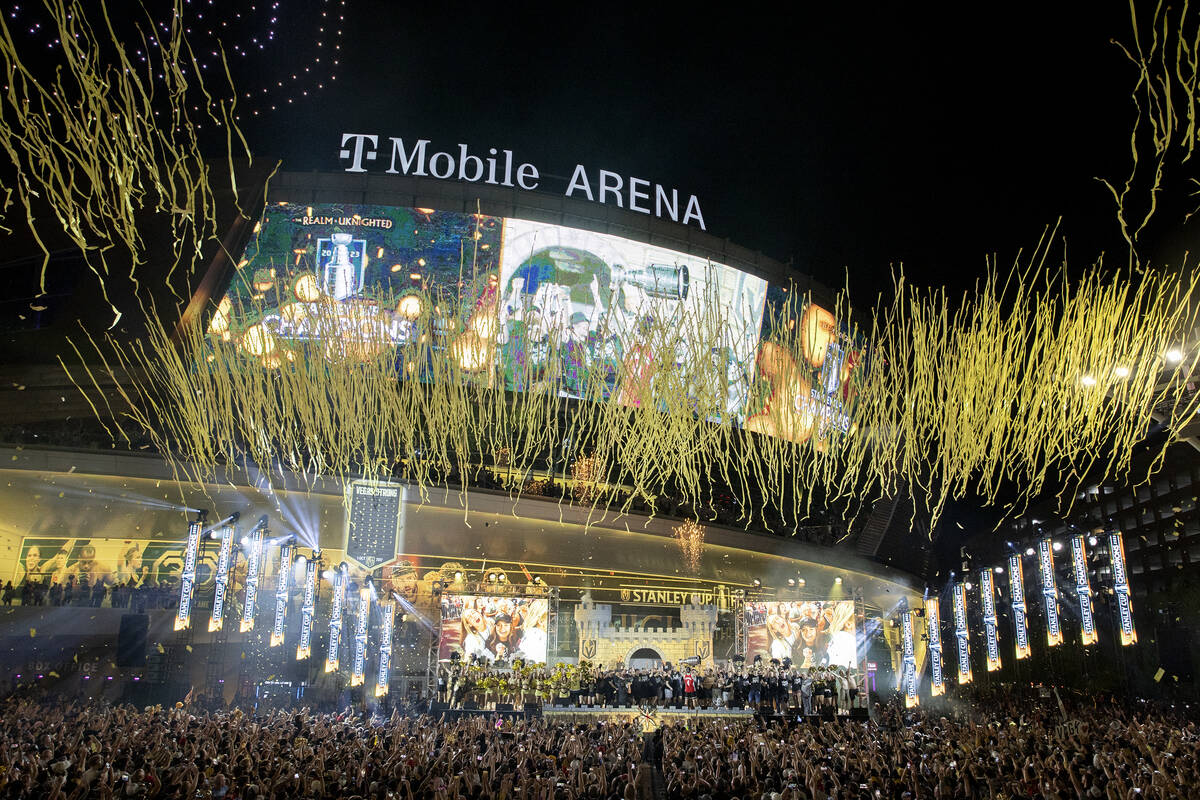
[745,600,857,668]
[438,594,550,663]
[207,203,859,439]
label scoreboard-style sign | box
[345,480,406,569]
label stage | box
[542,705,755,729]
[428,703,866,728]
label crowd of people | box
[440,662,866,715]
[1,576,180,611]
[0,685,1193,799]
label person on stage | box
[682,668,697,709]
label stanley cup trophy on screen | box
[319,232,366,301]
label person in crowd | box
[89,577,106,607]
[1,581,12,605]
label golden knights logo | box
[619,588,632,601]
[582,640,597,660]
[695,640,711,660]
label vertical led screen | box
[1008,553,1031,660]
[744,600,858,668]
[952,582,972,685]
[925,597,945,696]
[1071,535,1097,646]
[1109,531,1137,645]
[1038,538,1063,646]
[980,569,1001,672]
[206,203,863,443]
[438,595,550,663]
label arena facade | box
[0,169,923,705]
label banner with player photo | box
[438,594,550,663]
[12,536,212,588]
[744,599,857,668]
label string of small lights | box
[4,0,346,121]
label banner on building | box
[240,521,267,633]
[925,596,945,696]
[901,608,919,707]
[980,569,1002,672]
[1109,531,1137,646]
[1071,535,1097,646]
[325,566,346,672]
[952,582,972,685]
[1008,553,1030,660]
[270,542,294,647]
[174,521,202,631]
[297,556,318,660]
[209,523,235,632]
[376,601,395,697]
[1038,538,1063,646]
[350,588,371,687]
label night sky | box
[0,2,1170,296]
[239,2,1149,297]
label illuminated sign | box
[925,597,944,696]
[240,521,267,633]
[1071,535,1097,646]
[208,522,235,632]
[270,542,294,647]
[337,134,708,229]
[980,569,1002,672]
[174,520,202,631]
[1008,553,1031,660]
[376,601,395,697]
[296,556,318,660]
[901,609,919,707]
[350,588,371,687]
[324,567,346,673]
[1038,538,1063,646]
[1109,531,1137,645]
[952,582,972,685]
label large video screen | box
[438,594,549,663]
[745,600,857,669]
[207,202,858,437]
